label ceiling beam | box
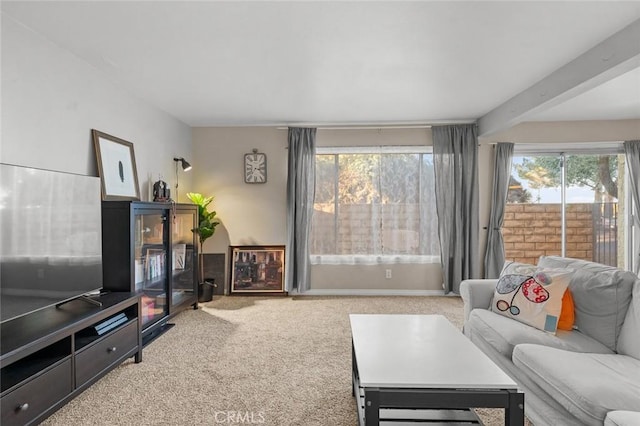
[478,18,640,137]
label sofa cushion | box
[466,309,613,360]
[605,410,640,426]
[617,279,640,359]
[491,267,571,333]
[537,256,635,350]
[513,344,640,426]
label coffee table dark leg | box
[505,389,525,425]
[351,342,356,397]
[363,388,380,426]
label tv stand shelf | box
[1,292,141,425]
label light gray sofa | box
[460,256,640,426]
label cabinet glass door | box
[134,212,169,328]
[170,212,197,309]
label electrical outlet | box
[385,269,392,279]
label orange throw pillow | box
[557,288,575,331]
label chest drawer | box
[75,321,138,387]
[1,358,72,426]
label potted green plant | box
[186,192,220,302]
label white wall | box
[193,126,444,293]
[191,127,288,255]
[194,122,639,292]
[1,14,192,200]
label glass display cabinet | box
[102,202,198,344]
[134,209,169,329]
[169,210,198,310]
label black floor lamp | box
[174,157,192,200]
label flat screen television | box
[0,163,103,323]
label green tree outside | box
[514,155,619,202]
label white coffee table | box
[350,314,524,425]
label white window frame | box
[512,142,633,270]
[311,145,440,265]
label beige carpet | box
[42,296,531,425]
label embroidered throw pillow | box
[501,261,536,276]
[492,265,572,334]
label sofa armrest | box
[460,279,497,322]
[605,410,640,426]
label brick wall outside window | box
[503,203,595,265]
[313,201,615,266]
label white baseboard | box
[289,289,450,297]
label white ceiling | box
[2,1,640,134]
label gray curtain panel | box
[624,140,640,274]
[483,143,514,278]
[286,127,317,292]
[432,124,480,294]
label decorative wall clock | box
[244,149,267,184]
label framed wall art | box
[229,245,285,294]
[92,129,140,201]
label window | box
[505,146,631,269]
[310,147,440,264]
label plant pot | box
[198,279,215,303]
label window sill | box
[309,255,441,265]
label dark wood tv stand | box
[0,292,141,425]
